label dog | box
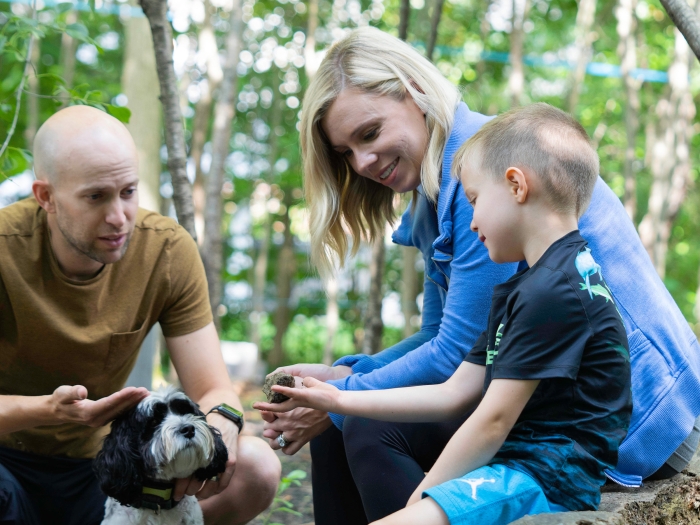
[93,387,229,525]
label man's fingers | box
[173,477,189,501]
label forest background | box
[1,0,699,384]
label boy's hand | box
[253,377,341,414]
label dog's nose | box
[179,424,195,439]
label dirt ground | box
[622,473,700,525]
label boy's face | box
[461,155,524,263]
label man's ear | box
[504,167,529,204]
[32,180,56,213]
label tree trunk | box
[637,23,696,278]
[616,0,642,220]
[191,0,224,241]
[659,0,700,63]
[59,10,78,107]
[399,0,410,41]
[509,0,531,107]
[123,3,163,213]
[201,0,242,331]
[323,276,339,366]
[567,0,597,113]
[270,193,296,368]
[304,0,320,76]
[426,0,446,62]
[362,238,385,355]
[401,245,419,338]
[24,34,40,148]
[139,0,197,240]
[250,75,283,351]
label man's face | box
[51,148,139,267]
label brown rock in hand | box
[263,372,295,403]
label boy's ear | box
[504,167,529,204]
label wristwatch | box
[207,403,244,433]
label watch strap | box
[207,403,244,433]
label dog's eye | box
[152,402,167,420]
[170,398,195,415]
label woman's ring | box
[277,434,288,448]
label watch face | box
[220,403,243,419]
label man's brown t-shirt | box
[0,198,213,458]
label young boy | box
[254,103,632,525]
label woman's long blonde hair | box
[301,27,461,279]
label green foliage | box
[261,469,307,525]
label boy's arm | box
[408,378,540,505]
[254,362,486,422]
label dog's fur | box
[94,387,229,525]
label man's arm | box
[165,321,242,501]
[255,362,486,422]
[407,378,540,505]
[0,386,149,436]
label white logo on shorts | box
[457,477,496,500]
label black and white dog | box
[94,387,229,525]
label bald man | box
[0,106,280,525]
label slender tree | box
[363,237,385,355]
[401,245,419,338]
[616,0,642,219]
[509,0,531,107]
[122,2,163,213]
[426,0,446,62]
[59,10,78,108]
[567,0,597,113]
[638,22,696,277]
[270,191,297,367]
[139,0,197,239]
[191,0,224,241]
[398,0,411,41]
[660,0,700,62]
[323,276,339,365]
[24,34,40,148]
[201,0,243,330]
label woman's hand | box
[259,406,333,455]
[253,377,341,414]
[269,364,352,383]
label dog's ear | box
[194,425,229,481]
[93,409,144,506]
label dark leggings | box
[310,414,700,524]
[310,415,469,525]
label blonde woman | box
[258,26,700,525]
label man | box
[0,106,281,525]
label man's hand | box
[50,385,149,427]
[269,364,352,383]
[259,405,333,455]
[174,413,239,502]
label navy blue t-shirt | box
[464,230,632,510]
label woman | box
[259,27,700,524]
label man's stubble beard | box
[55,216,132,265]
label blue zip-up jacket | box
[329,102,700,486]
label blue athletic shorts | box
[423,464,569,525]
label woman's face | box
[321,88,428,193]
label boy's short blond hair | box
[453,103,600,218]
